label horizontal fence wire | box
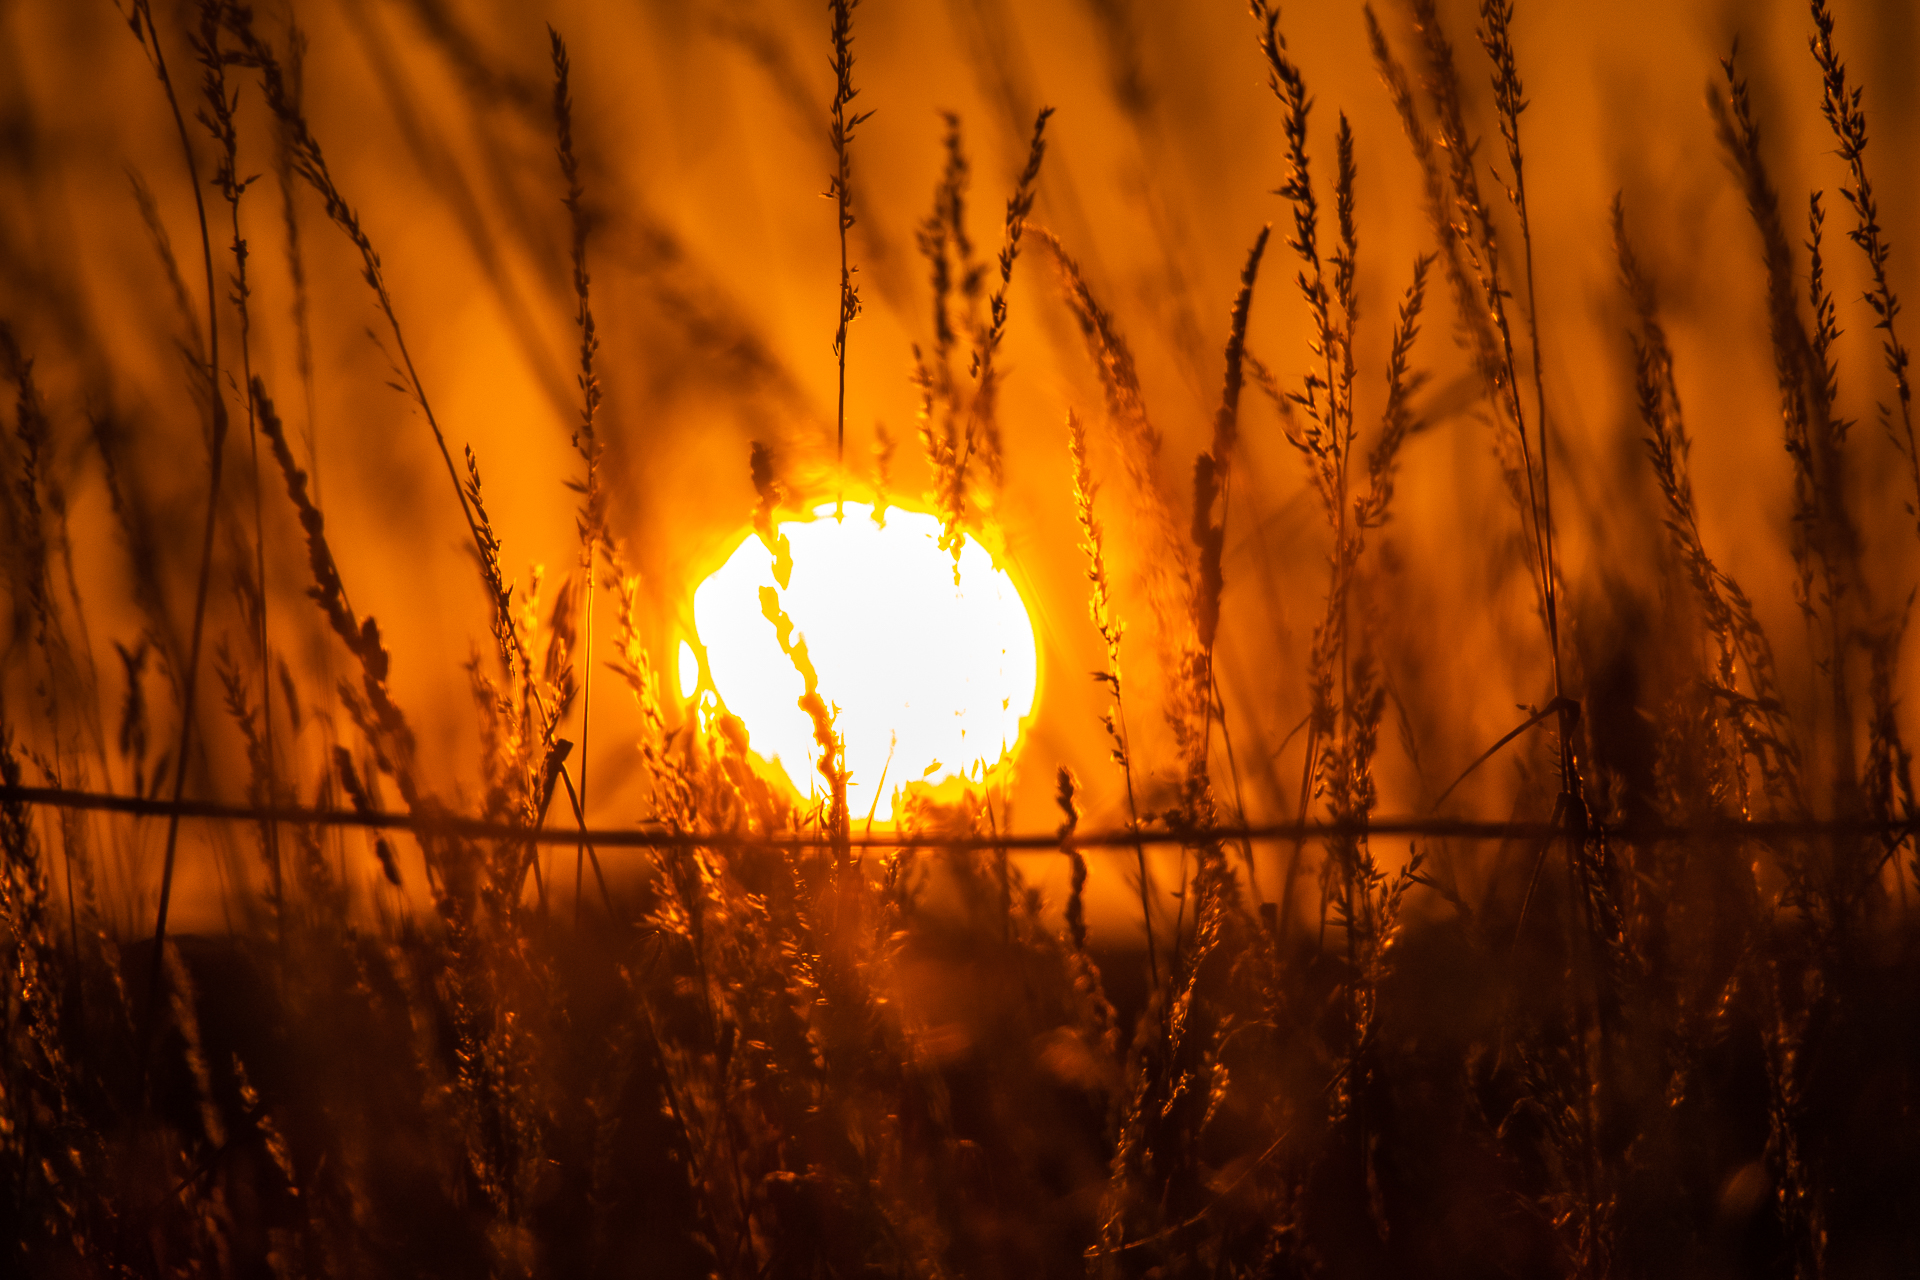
[3,783,1917,853]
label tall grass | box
[3,0,1919,1276]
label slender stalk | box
[1069,410,1158,989]
[1478,0,1565,707]
[970,106,1053,488]
[1406,0,1559,680]
[195,0,281,923]
[126,0,227,1023]
[1809,0,1918,538]
[223,11,535,690]
[827,0,871,512]
[2,328,81,973]
[1191,226,1271,900]
[551,27,603,922]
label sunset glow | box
[691,503,1037,821]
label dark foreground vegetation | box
[4,0,1920,1276]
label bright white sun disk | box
[677,640,700,701]
[691,503,1037,820]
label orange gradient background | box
[1,0,1916,936]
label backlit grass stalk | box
[1253,13,1468,1238]
[1708,51,1902,1277]
[1191,226,1270,732]
[223,8,529,692]
[1,336,94,1146]
[1366,5,1502,398]
[917,113,976,574]
[749,442,849,847]
[243,0,580,934]
[1479,9,1623,1252]
[1038,228,1197,740]
[1403,0,1558,641]
[1192,225,1270,887]
[827,0,870,506]
[194,0,284,923]
[0,731,94,1249]
[270,18,320,500]
[1070,409,1157,989]
[971,107,1052,488]
[254,380,420,813]
[1255,7,1365,929]
[551,27,605,922]
[1478,0,1566,705]
[1808,0,1918,538]
[1711,47,1865,823]
[124,0,230,1022]
[265,17,349,898]
[1256,0,1357,949]
[918,108,1052,572]
[2,328,69,773]
[1613,198,1804,816]
[1806,0,1920,893]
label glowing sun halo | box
[688,503,1038,821]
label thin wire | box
[4,782,1916,852]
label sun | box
[686,502,1038,822]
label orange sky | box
[2,0,1916,934]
